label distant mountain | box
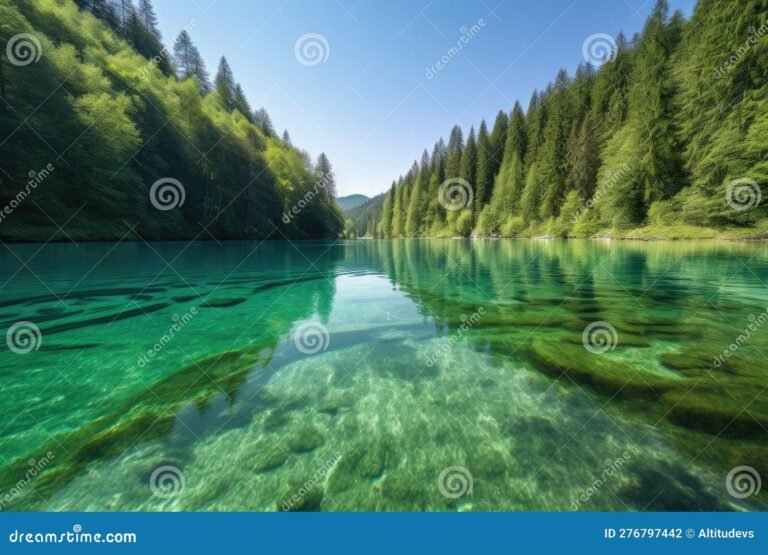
[345,193,386,237]
[337,194,370,212]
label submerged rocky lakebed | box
[0,239,766,511]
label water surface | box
[0,239,766,511]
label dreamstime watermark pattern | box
[438,178,473,211]
[582,321,618,354]
[437,466,473,499]
[281,452,342,511]
[5,33,42,66]
[425,18,487,79]
[149,177,185,211]
[570,451,631,510]
[726,177,761,212]
[426,307,485,367]
[137,307,198,368]
[6,321,42,354]
[582,33,617,66]
[0,164,55,225]
[149,465,185,499]
[294,33,329,66]
[282,170,335,224]
[713,23,767,80]
[294,321,330,355]
[713,307,768,368]
[570,163,630,223]
[725,466,761,499]
[0,452,54,511]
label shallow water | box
[0,239,766,511]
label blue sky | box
[153,0,697,197]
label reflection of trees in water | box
[0,241,344,509]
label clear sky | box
[153,0,697,198]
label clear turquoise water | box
[0,239,766,511]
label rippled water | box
[0,239,766,511]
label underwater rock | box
[42,303,169,335]
[252,444,289,473]
[379,471,429,507]
[40,343,100,352]
[528,339,677,399]
[562,335,650,348]
[201,298,247,308]
[469,446,508,478]
[172,295,202,303]
[618,458,727,511]
[662,380,768,439]
[287,426,325,453]
[277,482,324,511]
[317,389,356,416]
[262,409,291,432]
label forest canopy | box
[0,0,342,241]
[355,0,768,239]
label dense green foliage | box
[360,0,768,238]
[344,193,385,238]
[0,0,342,241]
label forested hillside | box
[344,193,385,238]
[0,0,342,241]
[363,0,768,239]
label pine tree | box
[76,0,120,30]
[474,120,492,220]
[173,31,210,93]
[315,153,336,198]
[405,150,430,236]
[566,113,599,200]
[137,0,161,40]
[253,108,274,136]
[488,110,509,181]
[215,57,236,112]
[379,182,396,237]
[282,130,291,144]
[537,69,574,220]
[233,84,253,121]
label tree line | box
[359,0,767,239]
[0,0,342,241]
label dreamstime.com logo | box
[149,465,185,499]
[713,23,767,80]
[6,33,42,66]
[426,307,485,367]
[149,178,185,211]
[281,452,341,511]
[6,321,42,354]
[582,321,618,354]
[0,452,54,511]
[726,466,761,499]
[294,321,330,355]
[726,177,761,212]
[137,307,198,368]
[8,524,136,544]
[282,170,335,224]
[437,466,473,499]
[294,33,329,66]
[570,163,630,223]
[0,163,55,226]
[438,178,473,211]
[582,33,617,66]
[425,19,487,79]
[713,307,768,368]
[571,451,631,510]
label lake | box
[0,239,766,511]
